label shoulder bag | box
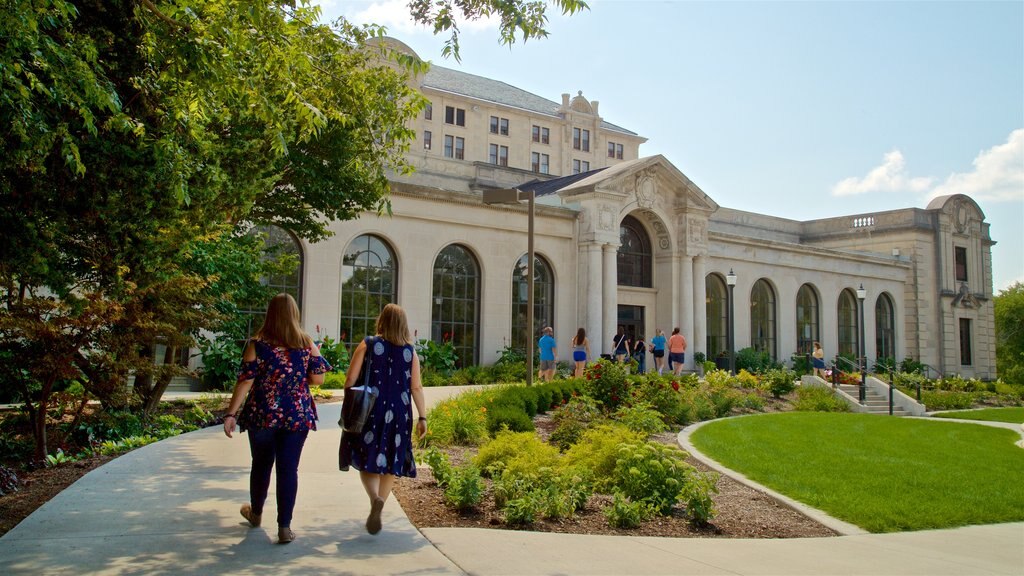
[339,336,379,434]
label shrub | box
[611,441,698,515]
[148,415,192,439]
[183,404,216,427]
[474,429,559,478]
[502,493,542,525]
[321,372,346,389]
[921,390,976,410]
[421,447,453,488]
[500,386,539,417]
[309,385,332,399]
[198,336,242,390]
[583,359,630,411]
[899,357,925,374]
[485,404,534,435]
[614,403,669,436]
[416,339,458,374]
[703,369,735,389]
[443,463,485,511]
[735,347,772,374]
[681,469,719,525]
[425,399,488,447]
[561,424,645,491]
[492,467,590,522]
[532,386,554,414]
[738,392,765,411]
[760,368,797,398]
[604,492,655,528]
[420,370,449,387]
[794,386,850,412]
[316,334,350,374]
[630,374,690,424]
[549,395,602,450]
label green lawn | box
[932,407,1024,424]
[690,412,1024,532]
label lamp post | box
[483,187,536,386]
[856,283,867,404]
[726,269,737,375]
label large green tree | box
[0,0,586,458]
[994,282,1024,385]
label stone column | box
[693,255,707,363]
[602,243,618,355]
[680,255,694,369]
[584,242,604,355]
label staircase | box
[835,384,907,416]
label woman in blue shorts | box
[571,327,591,378]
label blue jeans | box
[248,428,309,528]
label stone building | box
[254,39,997,381]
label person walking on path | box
[222,293,331,544]
[339,303,427,535]
[632,334,647,374]
[668,327,687,376]
[538,326,558,381]
[812,341,827,379]
[650,328,667,375]
[570,328,591,378]
[612,325,630,364]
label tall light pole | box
[726,269,737,375]
[483,187,536,386]
[856,283,867,404]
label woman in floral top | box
[222,293,330,544]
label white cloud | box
[928,129,1024,203]
[831,150,934,197]
[831,130,1024,202]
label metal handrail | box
[919,363,944,380]
[833,355,858,372]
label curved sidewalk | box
[0,388,1020,575]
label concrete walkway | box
[1,388,1022,575]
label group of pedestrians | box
[538,324,690,380]
[222,294,425,544]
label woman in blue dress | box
[339,303,427,535]
[223,293,331,544]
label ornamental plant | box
[604,492,655,528]
[443,463,485,511]
[583,359,630,411]
[611,441,709,517]
[549,395,602,450]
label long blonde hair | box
[376,303,412,346]
[254,293,312,349]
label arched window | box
[432,245,480,368]
[617,215,652,287]
[244,224,304,337]
[796,284,819,354]
[705,274,728,359]
[340,234,397,347]
[511,254,554,354]
[750,279,776,361]
[875,293,896,361]
[837,289,858,358]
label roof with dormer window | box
[422,65,638,136]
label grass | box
[690,412,1024,532]
[932,407,1024,424]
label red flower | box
[672,382,680,391]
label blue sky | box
[316,0,1024,292]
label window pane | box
[445,106,454,124]
[340,234,397,350]
[456,108,465,126]
[510,254,554,354]
[490,116,498,134]
[608,142,616,158]
[444,135,453,158]
[455,137,464,160]
[582,129,590,152]
[959,318,972,365]
[531,152,540,172]
[432,245,479,367]
[500,118,509,136]
[750,280,776,361]
[837,290,858,358]
[532,125,540,142]
[617,215,651,287]
[244,225,303,337]
[573,128,580,150]
[876,294,895,361]
[489,144,498,164]
[541,128,549,144]
[425,103,432,120]
[955,246,968,282]
[499,146,508,167]
[423,130,431,150]
[540,154,549,174]
[796,284,819,354]
[706,274,727,358]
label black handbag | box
[339,337,379,434]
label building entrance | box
[617,305,646,351]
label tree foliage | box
[995,282,1024,385]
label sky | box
[315,0,1024,292]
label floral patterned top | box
[236,339,331,432]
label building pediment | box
[554,155,719,215]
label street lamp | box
[726,269,737,375]
[482,187,536,386]
[856,283,867,404]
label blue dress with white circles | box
[340,336,417,478]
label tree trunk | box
[31,374,56,462]
[132,342,156,406]
[143,345,177,414]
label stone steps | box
[836,384,907,415]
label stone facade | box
[280,40,997,381]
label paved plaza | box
[0,387,1021,575]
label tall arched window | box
[796,284,819,354]
[837,289,858,358]
[705,274,727,359]
[340,234,397,347]
[432,245,480,368]
[511,254,554,354]
[617,215,652,287]
[750,279,777,361]
[244,224,304,337]
[875,293,896,361]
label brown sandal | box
[278,527,295,543]
[240,503,261,527]
[366,498,385,535]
